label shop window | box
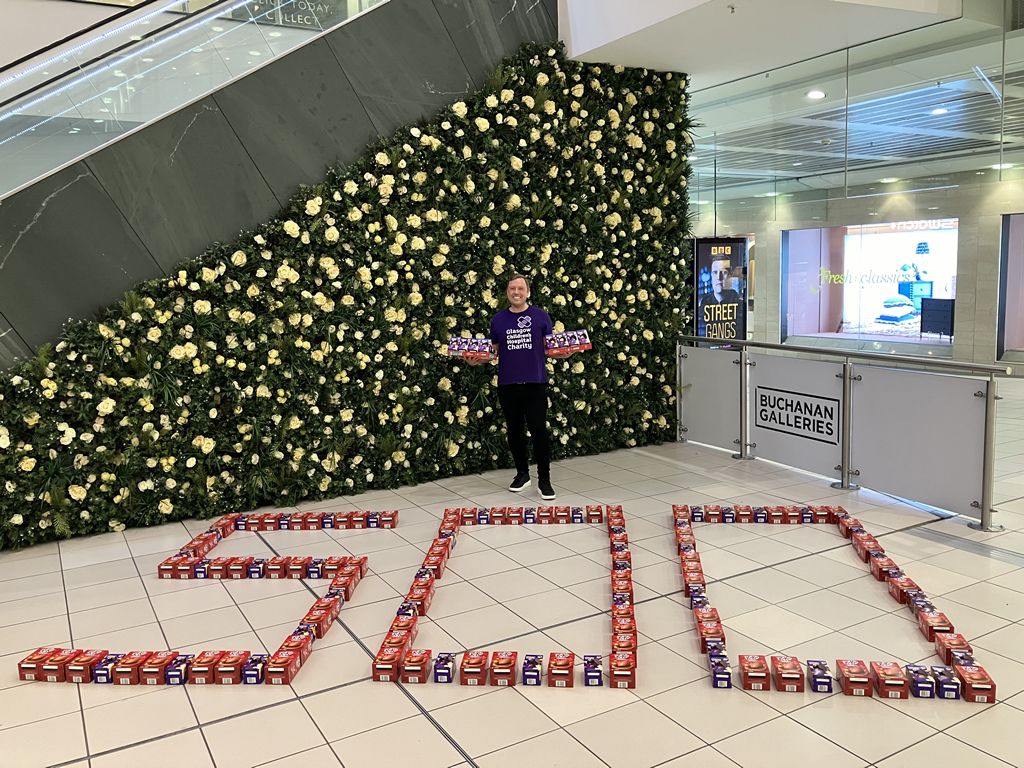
[782,219,958,344]
[999,214,1024,358]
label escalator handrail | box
[0,0,244,114]
[0,0,172,79]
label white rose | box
[375,151,391,166]
[305,196,323,215]
[68,484,88,501]
[193,300,211,315]
[97,397,117,416]
[283,220,300,237]
[0,426,9,450]
[474,117,490,132]
[500,89,514,103]
[324,226,340,242]
[9,514,23,525]
[485,94,498,108]
[452,101,468,118]
[536,72,549,86]
[231,250,247,266]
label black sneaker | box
[509,472,531,492]
[539,479,556,501]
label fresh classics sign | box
[755,386,839,446]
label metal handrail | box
[676,336,1006,532]
[0,0,237,113]
[678,335,1012,376]
[0,0,169,79]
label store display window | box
[999,213,1024,358]
[782,219,958,344]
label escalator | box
[0,0,557,365]
[1,0,384,200]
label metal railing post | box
[969,372,1005,532]
[676,343,686,442]
[831,359,859,490]
[732,347,753,460]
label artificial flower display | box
[0,43,692,548]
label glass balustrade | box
[0,0,387,200]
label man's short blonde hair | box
[508,274,530,289]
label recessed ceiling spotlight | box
[792,161,803,166]
[879,177,900,183]
[806,89,826,100]
[992,163,1014,170]
[931,107,948,116]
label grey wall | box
[0,0,557,367]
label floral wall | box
[0,43,692,549]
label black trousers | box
[497,383,551,480]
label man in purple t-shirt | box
[468,274,573,500]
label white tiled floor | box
[5,381,1024,767]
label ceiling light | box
[806,89,826,100]
[879,177,900,183]
[931,107,948,116]
[248,51,262,56]
[762,192,779,197]
[993,163,1014,170]
[792,162,803,167]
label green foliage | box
[0,42,693,549]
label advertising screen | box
[695,238,748,340]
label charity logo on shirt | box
[517,316,532,328]
[505,321,534,351]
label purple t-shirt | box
[490,306,552,385]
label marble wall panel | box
[432,0,557,89]
[214,38,379,204]
[0,163,160,349]
[324,0,475,137]
[84,97,281,274]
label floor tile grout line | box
[940,724,1020,768]
[257,530,482,768]
[120,533,219,767]
[223,532,344,766]
[56,536,93,768]
[249,739,350,768]
[466,687,615,768]
[44,679,372,768]
[14,473,1023,766]
[651,743,744,768]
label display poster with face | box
[695,238,748,340]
